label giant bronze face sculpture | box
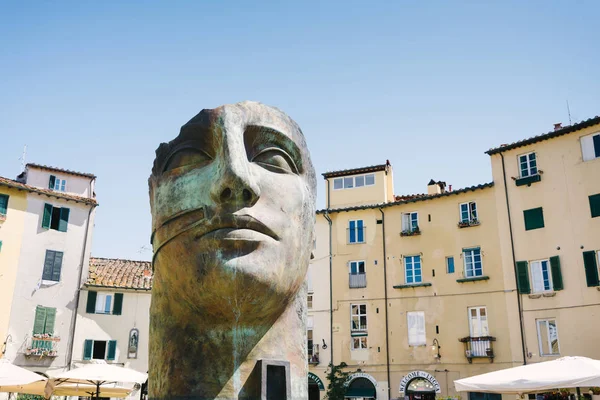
[149,101,316,400]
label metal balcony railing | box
[308,344,320,364]
[349,273,367,288]
[25,335,60,357]
[459,335,496,363]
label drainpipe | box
[324,178,334,367]
[378,208,391,400]
[65,178,97,369]
[500,153,527,365]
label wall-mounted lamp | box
[431,338,441,360]
[322,339,328,350]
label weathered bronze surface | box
[148,101,316,400]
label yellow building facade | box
[309,116,600,400]
[0,182,28,353]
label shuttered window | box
[85,290,123,315]
[113,293,124,315]
[583,251,600,287]
[42,250,63,282]
[33,306,56,335]
[41,203,70,232]
[107,340,117,360]
[0,194,9,215]
[407,311,426,346]
[549,256,563,291]
[84,340,117,360]
[523,207,545,231]
[589,194,600,218]
[86,291,97,313]
[516,261,531,294]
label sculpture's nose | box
[210,142,260,208]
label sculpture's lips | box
[194,214,279,242]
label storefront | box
[345,372,378,399]
[309,372,325,400]
[399,371,441,400]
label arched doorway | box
[405,378,436,400]
[345,377,376,399]
[308,372,324,400]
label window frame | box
[42,250,64,283]
[459,201,478,223]
[332,173,376,190]
[95,293,114,314]
[530,259,553,293]
[581,132,600,162]
[0,194,9,217]
[351,336,368,350]
[307,294,313,309]
[468,306,489,337]
[407,311,426,346]
[463,248,483,278]
[518,152,538,178]
[446,256,455,274]
[349,260,366,275]
[536,318,560,356]
[350,303,367,331]
[404,255,422,284]
[348,219,365,244]
[401,212,419,232]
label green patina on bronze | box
[148,102,316,399]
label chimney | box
[427,179,446,195]
[554,123,562,131]
[448,185,452,192]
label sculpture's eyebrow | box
[245,124,304,173]
[157,125,216,173]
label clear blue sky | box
[1,1,599,261]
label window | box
[83,339,117,361]
[519,152,538,178]
[33,306,56,335]
[307,294,313,309]
[333,174,375,190]
[446,256,455,274]
[41,203,70,232]
[407,311,426,346]
[348,220,365,243]
[463,248,483,277]
[460,202,478,224]
[537,319,560,356]
[468,307,489,337]
[405,255,422,284]
[524,207,545,231]
[589,194,600,218]
[530,260,552,293]
[85,291,124,315]
[401,212,419,233]
[581,132,600,161]
[42,250,63,282]
[307,328,314,357]
[49,175,67,192]
[0,194,9,217]
[351,304,367,331]
[349,261,365,275]
[352,336,368,350]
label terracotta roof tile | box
[322,161,391,179]
[87,257,153,290]
[26,163,96,179]
[0,176,98,206]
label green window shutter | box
[86,291,98,314]
[0,241,3,252]
[583,251,600,287]
[0,194,8,215]
[549,256,563,291]
[107,340,117,360]
[44,308,56,334]
[113,293,124,315]
[42,204,53,229]
[33,306,47,335]
[48,175,56,190]
[52,252,63,282]
[523,207,545,231]
[516,261,531,294]
[42,250,55,281]
[83,340,93,360]
[589,194,600,218]
[58,208,70,232]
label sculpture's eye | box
[253,148,298,174]
[164,148,211,172]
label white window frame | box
[459,201,478,223]
[351,336,368,350]
[307,294,313,309]
[530,259,552,293]
[401,212,419,232]
[518,152,538,178]
[404,255,422,284]
[332,174,376,190]
[350,303,367,331]
[581,132,600,162]
[463,248,483,277]
[349,260,366,275]
[407,311,426,346]
[536,318,560,356]
[95,293,114,314]
[468,306,489,337]
[348,219,365,244]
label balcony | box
[308,344,320,365]
[459,336,496,363]
[349,273,367,288]
[25,335,60,358]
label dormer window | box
[49,175,67,192]
[519,152,538,178]
[333,173,375,190]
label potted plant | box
[589,387,600,400]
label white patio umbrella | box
[0,359,46,386]
[50,361,147,399]
[455,356,600,395]
[0,380,132,398]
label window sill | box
[393,282,432,289]
[458,221,480,228]
[515,174,542,187]
[456,276,489,283]
[347,241,366,245]
[350,331,368,337]
[400,230,421,237]
[41,280,60,286]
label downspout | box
[378,208,391,400]
[500,153,527,365]
[324,178,334,366]
[66,178,97,369]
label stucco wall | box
[25,167,93,198]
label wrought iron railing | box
[25,335,60,357]
[349,273,367,288]
[459,336,496,363]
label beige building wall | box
[0,186,27,354]
[325,164,394,209]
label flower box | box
[400,227,421,237]
[458,220,480,228]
